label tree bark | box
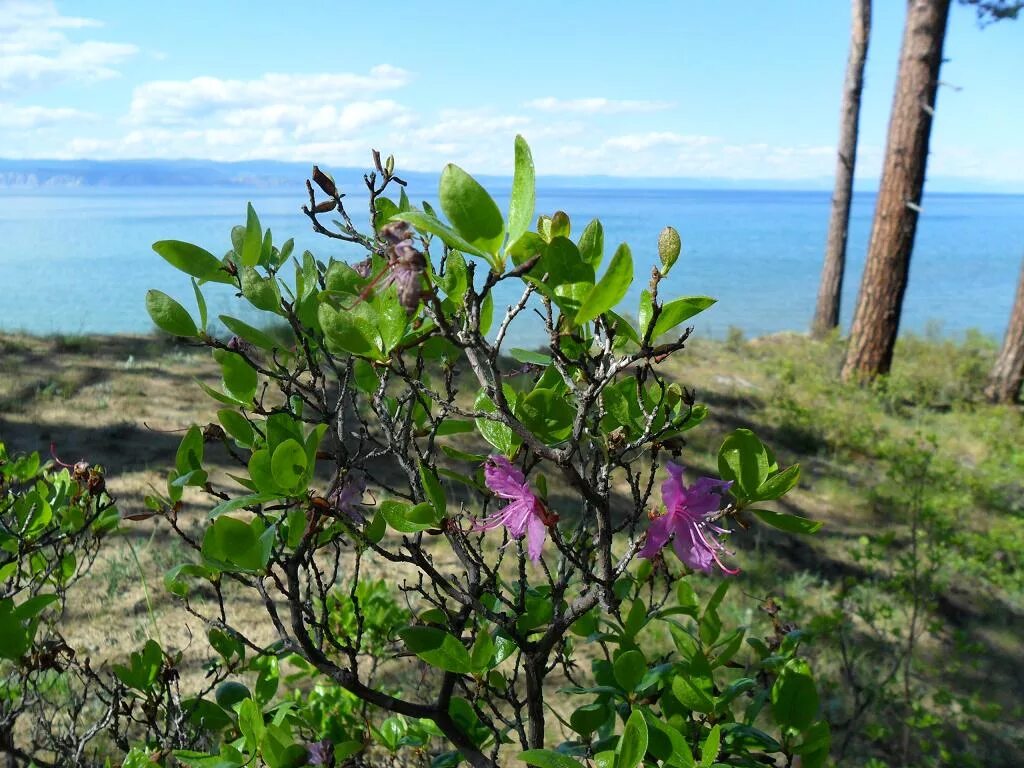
[984,256,1024,403]
[813,0,872,339]
[841,0,952,382]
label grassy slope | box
[1,330,1021,764]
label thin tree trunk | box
[984,256,1024,403]
[841,0,952,382]
[813,0,872,339]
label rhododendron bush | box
[0,138,826,768]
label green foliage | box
[2,138,817,768]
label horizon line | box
[0,156,1022,195]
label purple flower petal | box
[499,498,535,539]
[674,525,714,574]
[641,461,737,575]
[478,455,549,563]
[526,511,547,563]
[661,462,686,514]
[639,513,673,559]
[484,456,528,498]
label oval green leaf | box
[146,290,198,337]
[508,135,536,244]
[439,163,505,258]
[575,243,633,325]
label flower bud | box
[311,166,337,197]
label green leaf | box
[192,279,208,331]
[751,508,822,535]
[207,493,282,519]
[364,511,386,544]
[613,649,648,693]
[398,626,473,673]
[753,464,801,501]
[771,658,819,730]
[569,702,610,737]
[439,164,505,259]
[531,237,595,315]
[671,674,715,714]
[617,709,649,768]
[164,563,216,598]
[217,409,255,447]
[213,349,258,405]
[577,219,604,268]
[419,462,447,519]
[318,302,384,360]
[241,203,262,267]
[508,135,536,245]
[153,240,233,284]
[575,243,633,325]
[518,387,574,444]
[638,290,653,339]
[379,500,438,533]
[219,315,280,352]
[507,231,547,267]
[516,593,553,633]
[509,348,552,365]
[718,429,770,499]
[474,389,519,457]
[240,267,281,313]
[643,712,695,767]
[270,439,308,492]
[113,639,163,692]
[201,516,275,574]
[517,750,584,768]
[378,289,409,352]
[146,290,198,337]
[176,425,204,475]
[650,296,716,339]
[437,250,469,306]
[699,724,721,768]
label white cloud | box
[604,132,717,152]
[412,109,529,143]
[0,0,137,92]
[548,134,844,179]
[525,97,673,115]
[0,103,95,128]
[128,66,410,126]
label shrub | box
[2,138,822,767]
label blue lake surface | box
[1,184,1022,347]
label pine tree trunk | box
[813,0,872,339]
[984,256,1024,403]
[841,0,952,382]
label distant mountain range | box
[0,158,1020,195]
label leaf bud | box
[550,211,571,239]
[658,226,681,275]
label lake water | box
[1,184,1022,347]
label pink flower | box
[639,462,737,575]
[474,456,553,563]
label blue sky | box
[1,0,1020,183]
